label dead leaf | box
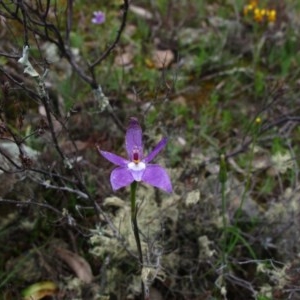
[151,49,174,69]
[22,281,58,300]
[114,52,134,67]
[54,247,93,283]
[172,95,187,106]
[114,45,135,67]
[129,5,153,20]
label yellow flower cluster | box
[243,1,276,24]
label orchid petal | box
[141,164,172,193]
[99,149,128,167]
[110,167,134,190]
[144,137,168,163]
[91,11,105,24]
[128,161,146,181]
[126,118,143,160]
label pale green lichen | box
[185,190,201,206]
[198,235,216,258]
[89,187,180,296]
[271,151,293,174]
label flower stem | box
[130,181,145,299]
[219,154,228,267]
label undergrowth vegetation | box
[0,0,300,299]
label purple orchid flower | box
[91,11,105,24]
[98,118,172,193]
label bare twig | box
[37,180,89,200]
[89,0,129,72]
[0,198,62,215]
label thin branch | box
[0,147,22,170]
[37,180,89,199]
[0,198,62,215]
[0,52,20,59]
[40,0,51,20]
[89,0,129,73]
[65,0,73,45]
[17,0,29,46]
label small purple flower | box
[91,11,105,24]
[98,118,172,193]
